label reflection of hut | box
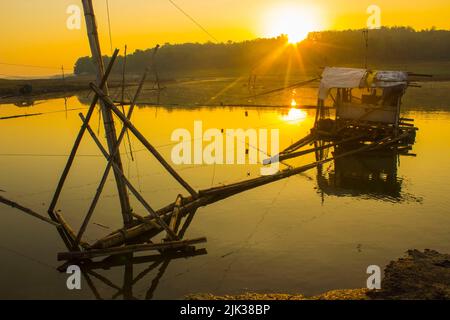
[315,67,416,138]
[317,147,402,200]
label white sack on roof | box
[375,71,408,82]
[374,71,408,88]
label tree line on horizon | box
[73,27,450,78]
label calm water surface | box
[0,89,449,299]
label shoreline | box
[2,73,450,103]
[187,250,450,300]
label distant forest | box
[74,27,450,77]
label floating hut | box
[314,67,418,140]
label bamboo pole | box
[245,78,319,99]
[47,48,119,251]
[113,101,321,109]
[111,260,162,299]
[81,0,133,226]
[55,212,90,249]
[266,134,366,164]
[57,237,207,261]
[121,44,134,161]
[199,135,408,198]
[152,45,161,91]
[0,113,43,120]
[87,270,122,291]
[82,118,179,240]
[314,99,322,129]
[79,248,207,271]
[121,45,127,105]
[74,69,150,246]
[123,254,134,300]
[91,131,413,249]
[280,133,314,155]
[168,195,183,237]
[90,83,198,198]
[0,195,60,227]
[92,215,168,249]
[82,272,102,300]
[177,209,197,239]
[90,137,392,248]
[145,259,170,300]
[47,49,119,217]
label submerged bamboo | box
[57,237,207,261]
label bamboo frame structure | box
[46,1,203,262]
[40,0,419,266]
[48,56,418,264]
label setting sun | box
[263,5,322,43]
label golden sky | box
[1,0,449,77]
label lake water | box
[0,83,449,299]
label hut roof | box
[319,67,408,99]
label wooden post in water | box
[81,0,133,226]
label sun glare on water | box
[263,5,322,43]
[282,107,307,123]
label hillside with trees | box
[74,27,450,78]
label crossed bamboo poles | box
[47,49,205,261]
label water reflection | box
[316,146,420,203]
[2,92,448,299]
[61,207,207,300]
[317,152,401,200]
[78,249,207,300]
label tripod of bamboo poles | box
[48,0,204,261]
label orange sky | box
[1,0,449,77]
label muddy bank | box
[187,289,370,301]
[0,76,93,97]
[0,75,145,104]
[187,250,450,300]
[369,249,450,300]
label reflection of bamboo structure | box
[79,248,207,300]
[317,149,403,200]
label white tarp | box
[319,67,366,99]
[318,67,408,100]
